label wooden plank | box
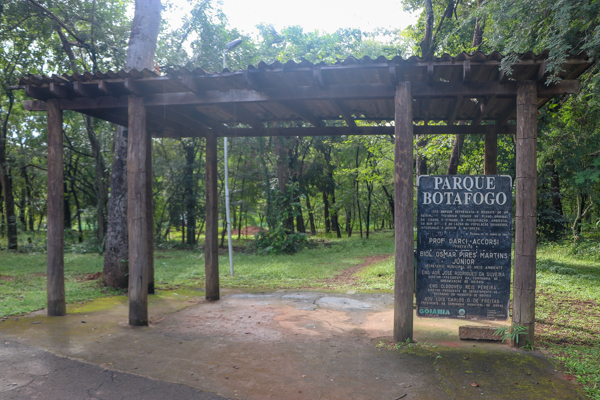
[127,95,149,326]
[205,131,220,301]
[513,80,537,348]
[484,126,498,174]
[46,99,66,317]
[393,82,414,343]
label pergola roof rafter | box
[18,51,590,137]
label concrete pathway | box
[0,290,585,399]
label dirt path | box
[322,254,392,287]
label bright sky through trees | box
[170,0,418,36]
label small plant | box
[494,323,528,344]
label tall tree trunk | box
[306,192,316,234]
[331,191,341,238]
[103,128,129,288]
[382,184,395,229]
[549,161,563,216]
[275,136,294,233]
[22,167,34,231]
[63,180,72,232]
[19,187,26,229]
[322,190,331,233]
[447,131,465,175]
[420,0,434,56]
[346,208,353,237]
[416,135,428,176]
[365,181,373,239]
[0,92,18,249]
[84,117,108,246]
[447,2,483,174]
[184,143,196,245]
[103,0,161,288]
[355,147,363,238]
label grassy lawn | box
[0,231,598,398]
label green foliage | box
[254,182,308,255]
[254,226,308,255]
[493,323,528,344]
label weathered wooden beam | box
[127,95,149,326]
[25,85,51,101]
[463,60,471,84]
[498,68,509,84]
[124,78,145,95]
[333,100,357,128]
[513,80,537,348]
[484,125,498,174]
[313,66,326,88]
[393,82,414,343]
[98,80,121,97]
[426,62,434,85]
[448,95,464,125]
[49,82,73,99]
[46,99,66,317]
[73,81,101,98]
[205,131,220,301]
[22,81,581,112]
[473,95,497,126]
[279,101,322,127]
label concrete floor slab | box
[0,290,585,400]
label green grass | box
[155,231,394,289]
[0,252,123,316]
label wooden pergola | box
[19,51,590,345]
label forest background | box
[1,0,599,273]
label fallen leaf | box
[470,383,479,387]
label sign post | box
[416,175,513,320]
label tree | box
[103,0,161,289]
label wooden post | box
[147,132,154,294]
[205,131,220,301]
[127,95,149,326]
[513,81,537,347]
[393,82,414,343]
[484,126,498,175]
[46,99,66,316]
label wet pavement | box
[0,289,585,399]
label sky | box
[170,0,419,37]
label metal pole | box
[224,136,234,276]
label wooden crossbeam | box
[23,81,580,112]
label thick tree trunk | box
[103,127,129,288]
[103,0,161,289]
